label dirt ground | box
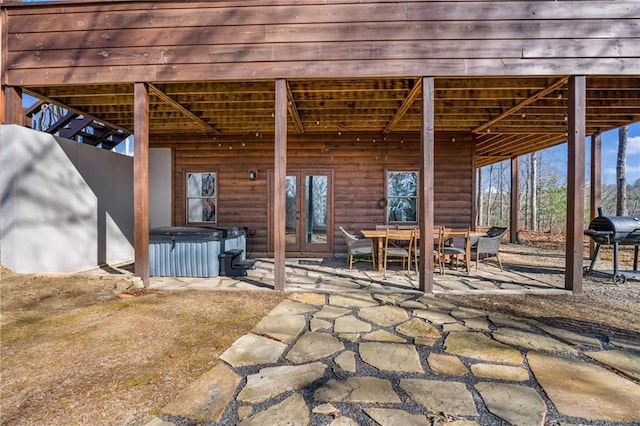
[1,232,639,425]
[0,269,284,425]
[465,232,640,340]
[445,261,640,348]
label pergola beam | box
[286,81,304,134]
[472,77,569,134]
[148,83,220,135]
[385,77,422,133]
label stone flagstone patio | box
[154,292,640,426]
[147,245,574,295]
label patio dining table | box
[360,228,483,273]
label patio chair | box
[383,228,413,277]
[412,227,444,275]
[486,226,509,238]
[441,227,471,273]
[471,227,508,270]
[340,227,376,270]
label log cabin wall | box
[156,131,472,255]
[4,1,639,84]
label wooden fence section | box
[158,132,472,255]
[5,1,640,85]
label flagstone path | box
[153,292,640,426]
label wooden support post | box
[510,156,520,244]
[273,79,287,291]
[565,76,586,294]
[477,166,483,227]
[0,86,5,124]
[3,86,23,125]
[419,77,435,293]
[1,9,7,124]
[471,146,477,231]
[589,132,602,259]
[134,82,150,287]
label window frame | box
[385,169,419,224]
[185,170,218,225]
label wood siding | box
[4,1,640,85]
[156,132,472,255]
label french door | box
[272,170,333,253]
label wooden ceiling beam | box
[479,134,550,156]
[35,84,134,98]
[436,77,554,90]
[286,80,305,135]
[476,156,511,167]
[477,128,566,135]
[473,77,569,134]
[384,77,422,133]
[476,135,526,156]
[160,81,274,95]
[288,78,414,92]
[148,83,220,135]
[479,133,567,158]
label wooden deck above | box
[2,1,640,166]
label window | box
[387,171,418,223]
[186,172,217,224]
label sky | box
[599,122,640,184]
[535,121,640,186]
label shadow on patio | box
[143,243,576,294]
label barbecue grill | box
[584,214,640,284]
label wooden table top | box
[361,228,484,238]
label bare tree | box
[477,169,483,227]
[498,161,505,222]
[522,156,529,229]
[616,126,628,216]
[530,152,537,230]
[485,164,494,226]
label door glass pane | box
[305,175,328,244]
[286,176,297,245]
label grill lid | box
[586,216,640,244]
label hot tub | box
[149,227,224,277]
[217,225,247,261]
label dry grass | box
[0,267,284,425]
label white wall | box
[149,148,172,228]
[0,125,134,273]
